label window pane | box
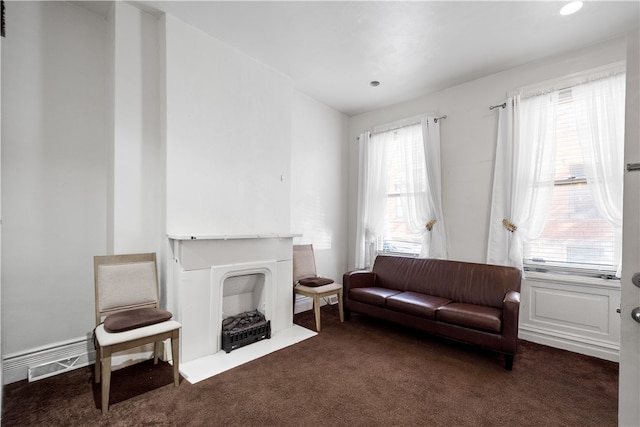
[524,88,617,272]
[374,124,425,256]
[526,181,615,269]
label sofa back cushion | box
[372,256,521,308]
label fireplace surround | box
[167,234,316,383]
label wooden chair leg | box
[337,289,344,323]
[313,295,321,332]
[171,330,180,387]
[101,348,112,415]
[94,346,101,384]
[153,341,160,365]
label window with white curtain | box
[356,115,447,269]
[523,73,625,276]
[375,123,425,256]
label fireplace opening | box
[221,272,272,353]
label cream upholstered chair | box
[293,244,344,332]
[93,253,180,414]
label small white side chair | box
[93,252,181,414]
[293,244,344,332]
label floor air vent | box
[28,353,90,382]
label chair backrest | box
[293,244,317,283]
[94,253,159,325]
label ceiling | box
[84,1,639,116]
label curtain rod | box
[363,115,447,138]
[370,121,420,136]
[489,102,506,110]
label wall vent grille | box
[28,353,90,382]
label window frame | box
[518,63,625,280]
[369,117,427,258]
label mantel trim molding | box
[167,233,301,241]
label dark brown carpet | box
[2,305,618,426]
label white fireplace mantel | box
[167,233,300,240]
[168,233,300,271]
[167,233,314,383]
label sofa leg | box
[344,309,351,321]
[504,354,514,371]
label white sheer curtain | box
[355,116,448,268]
[572,74,625,276]
[422,117,448,258]
[394,119,449,258]
[396,123,431,257]
[487,93,558,271]
[355,131,390,269]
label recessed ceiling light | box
[370,81,380,87]
[560,1,583,16]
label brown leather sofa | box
[343,255,522,370]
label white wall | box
[163,15,292,237]
[291,91,349,281]
[101,2,166,370]
[1,2,107,354]
[0,1,165,380]
[348,37,628,268]
[0,2,352,383]
[110,2,162,255]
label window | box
[376,125,425,256]
[356,115,446,269]
[523,76,624,276]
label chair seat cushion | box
[95,320,181,346]
[298,277,334,287]
[104,307,173,333]
[295,282,342,295]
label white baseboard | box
[3,337,158,385]
[519,326,619,362]
[3,337,94,385]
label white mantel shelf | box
[167,233,301,241]
[168,234,299,271]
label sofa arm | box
[343,270,376,291]
[502,290,521,354]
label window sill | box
[378,251,420,259]
[524,270,620,290]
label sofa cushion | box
[350,287,402,307]
[436,303,502,333]
[386,292,452,319]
